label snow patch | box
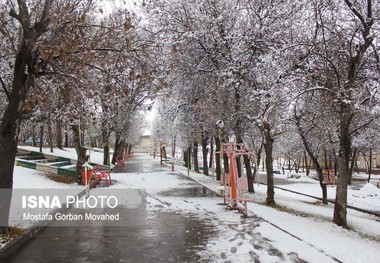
[352,183,380,198]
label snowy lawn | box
[109,156,380,263]
[17,145,107,165]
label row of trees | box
[146,0,379,229]
[0,0,160,233]
[0,0,378,232]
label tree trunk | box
[368,148,372,183]
[162,145,167,159]
[172,138,176,159]
[71,124,87,183]
[47,113,53,153]
[0,190,12,234]
[295,157,300,173]
[32,119,36,147]
[111,134,122,165]
[39,123,44,153]
[333,0,373,228]
[244,153,254,193]
[126,143,130,154]
[329,153,333,171]
[236,156,243,178]
[64,131,69,147]
[0,95,23,233]
[102,126,110,165]
[302,154,305,173]
[215,136,221,180]
[333,149,338,177]
[255,143,263,180]
[235,129,244,178]
[184,146,191,170]
[235,127,254,192]
[333,103,353,228]
[193,141,199,173]
[222,139,229,175]
[209,137,214,168]
[103,143,110,166]
[304,151,310,176]
[0,0,53,233]
[223,152,229,175]
[56,115,63,149]
[201,137,209,176]
[349,147,358,184]
[263,121,275,205]
[323,149,329,170]
[80,130,85,146]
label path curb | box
[0,188,87,262]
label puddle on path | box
[158,187,218,198]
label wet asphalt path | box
[8,154,217,263]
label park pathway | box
[8,154,217,263]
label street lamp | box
[216,120,224,180]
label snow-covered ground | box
[158,161,380,262]
[5,147,380,262]
[17,145,108,165]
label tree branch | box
[350,114,380,136]
[0,76,11,100]
[367,0,372,19]
[292,87,336,102]
[34,0,54,36]
[40,0,53,23]
[344,0,366,26]
[16,0,31,30]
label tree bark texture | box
[254,143,263,180]
[349,147,358,184]
[47,113,53,153]
[0,46,34,189]
[111,134,122,165]
[64,131,69,147]
[209,138,213,168]
[263,121,275,205]
[368,148,372,183]
[56,101,63,149]
[71,124,87,183]
[184,146,192,170]
[201,137,209,176]
[215,136,221,180]
[244,153,254,193]
[102,125,110,165]
[39,123,44,153]
[193,141,199,173]
[334,104,353,228]
[304,151,309,176]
